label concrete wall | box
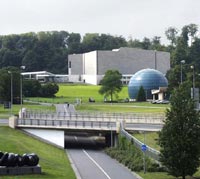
[97,48,170,75]
[83,51,97,75]
[23,129,65,148]
[68,54,83,75]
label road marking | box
[82,149,111,179]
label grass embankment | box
[0,104,55,119]
[133,132,200,179]
[0,126,75,179]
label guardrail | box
[120,122,160,161]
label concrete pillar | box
[113,134,118,147]
[9,116,18,129]
[105,133,118,147]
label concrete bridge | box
[9,106,163,161]
[16,109,165,132]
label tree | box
[99,70,122,101]
[171,37,188,66]
[141,37,151,49]
[136,86,146,102]
[165,27,178,47]
[158,86,200,179]
[0,67,20,103]
[23,79,41,97]
[40,83,59,97]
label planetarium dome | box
[128,69,168,99]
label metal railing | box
[120,122,160,161]
[23,110,165,124]
[17,118,116,131]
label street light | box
[180,60,185,84]
[8,71,13,115]
[190,65,195,99]
[20,66,25,118]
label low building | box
[68,47,170,85]
[21,71,68,83]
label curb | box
[65,150,82,179]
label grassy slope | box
[0,126,75,179]
[133,132,160,151]
[134,132,200,179]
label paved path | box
[66,134,139,179]
[0,119,8,125]
[55,103,76,114]
[67,149,139,179]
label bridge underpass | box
[11,109,163,159]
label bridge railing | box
[23,110,165,124]
[17,118,116,130]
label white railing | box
[23,110,165,124]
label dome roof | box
[128,69,168,99]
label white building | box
[21,71,69,83]
[68,47,170,85]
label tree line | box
[0,23,200,92]
[0,67,59,103]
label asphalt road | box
[0,119,8,125]
[66,135,138,179]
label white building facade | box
[68,47,170,85]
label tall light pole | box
[20,66,25,118]
[154,50,157,70]
[190,65,195,99]
[8,71,13,115]
[180,60,185,84]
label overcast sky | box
[0,0,199,44]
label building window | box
[69,61,71,68]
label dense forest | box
[0,23,200,91]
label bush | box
[105,135,163,172]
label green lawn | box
[0,104,55,119]
[26,84,169,113]
[133,132,160,151]
[0,126,76,179]
[76,103,167,113]
[134,132,200,179]
[27,84,129,103]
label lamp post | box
[20,66,25,118]
[143,131,146,174]
[8,71,13,115]
[180,60,185,84]
[154,50,157,70]
[190,65,195,99]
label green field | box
[26,84,169,113]
[0,103,55,119]
[134,132,200,179]
[0,126,75,179]
[26,84,129,103]
[133,132,160,151]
